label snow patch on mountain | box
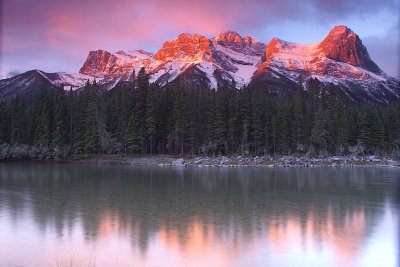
[211,42,261,86]
[115,50,154,61]
[50,73,95,89]
[198,61,218,89]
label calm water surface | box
[0,163,399,267]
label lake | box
[0,163,399,267]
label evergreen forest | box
[1,68,399,159]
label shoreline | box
[5,155,398,168]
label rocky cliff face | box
[79,50,115,76]
[79,49,155,78]
[212,31,266,57]
[155,33,212,63]
[1,25,399,104]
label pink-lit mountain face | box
[252,26,399,103]
[262,26,381,75]
[78,31,266,89]
[1,26,399,104]
[319,26,380,73]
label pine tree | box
[273,97,291,154]
[383,105,400,151]
[360,107,384,153]
[68,87,74,150]
[84,99,99,153]
[263,96,273,155]
[173,82,189,155]
[51,85,68,148]
[334,101,347,154]
[293,82,306,153]
[206,88,217,154]
[251,91,265,154]
[71,89,87,154]
[83,82,102,153]
[32,90,52,147]
[271,114,278,155]
[214,85,229,154]
[238,87,252,155]
[126,114,137,153]
[346,105,360,147]
[145,85,156,154]
[132,67,149,153]
[227,87,240,154]
[0,101,10,143]
[310,89,327,154]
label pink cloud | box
[45,33,61,47]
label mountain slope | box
[0,69,96,102]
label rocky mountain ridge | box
[1,25,399,104]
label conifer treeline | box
[0,68,399,157]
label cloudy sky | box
[1,0,399,78]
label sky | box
[1,0,399,79]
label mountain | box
[1,25,399,104]
[251,26,399,103]
[0,70,56,101]
[0,69,96,102]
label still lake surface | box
[0,163,399,267]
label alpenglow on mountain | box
[0,25,399,103]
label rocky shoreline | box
[74,155,400,168]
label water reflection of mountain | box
[0,163,398,264]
